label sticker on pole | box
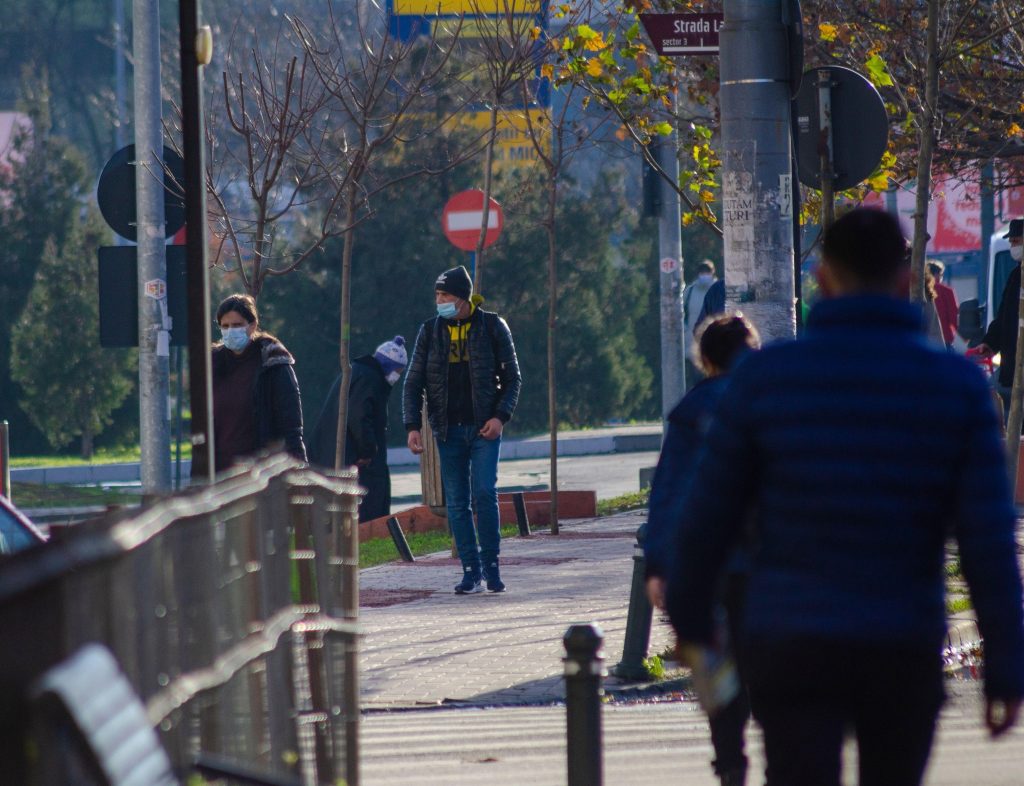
[144,279,167,299]
[660,257,679,274]
[442,189,504,252]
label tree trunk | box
[334,185,358,472]
[80,430,94,460]
[909,0,940,305]
[546,172,559,535]
[474,102,499,294]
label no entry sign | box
[442,189,504,251]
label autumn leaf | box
[653,121,673,135]
[615,125,629,141]
[586,58,603,77]
[530,26,541,41]
[700,190,715,202]
[865,54,894,87]
[682,213,696,226]
[541,63,554,80]
[583,31,606,52]
[1009,122,1024,138]
[866,171,890,190]
[819,23,838,42]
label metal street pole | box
[658,125,686,419]
[180,0,216,483]
[133,0,172,494]
[719,0,796,342]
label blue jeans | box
[436,424,501,572]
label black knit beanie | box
[434,265,473,302]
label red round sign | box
[442,189,504,252]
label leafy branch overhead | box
[550,6,722,231]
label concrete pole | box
[719,0,796,342]
[180,0,216,483]
[133,0,172,494]
[658,129,686,419]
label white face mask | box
[697,273,714,285]
[386,370,402,385]
[1011,245,1024,263]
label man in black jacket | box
[977,218,1024,412]
[310,336,408,522]
[403,266,522,594]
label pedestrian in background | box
[667,208,1024,786]
[211,293,307,473]
[646,313,761,786]
[975,218,1024,411]
[404,266,522,594]
[683,260,718,388]
[695,277,727,335]
[309,336,408,522]
[928,259,959,348]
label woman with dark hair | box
[645,312,761,786]
[211,293,307,473]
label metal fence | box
[0,454,363,786]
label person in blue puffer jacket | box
[645,313,760,786]
[667,208,1024,786]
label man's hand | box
[479,418,504,440]
[972,343,995,359]
[645,577,666,610]
[986,697,1021,738]
[407,430,424,454]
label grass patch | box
[946,595,972,615]
[944,556,962,579]
[597,488,650,517]
[9,481,142,509]
[642,654,666,681]
[360,523,521,569]
[9,444,192,468]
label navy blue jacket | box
[666,295,1024,698]
[645,375,731,580]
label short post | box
[513,491,531,536]
[564,623,604,786]
[387,516,415,562]
[0,421,9,499]
[612,523,653,680]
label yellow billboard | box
[458,108,550,175]
[392,0,541,16]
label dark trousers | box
[742,638,944,786]
[708,573,751,778]
[356,465,391,523]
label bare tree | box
[461,0,549,292]
[519,56,608,533]
[293,2,477,471]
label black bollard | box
[387,516,415,562]
[611,523,654,680]
[564,623,604,786]
[513,491,532,536]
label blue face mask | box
[221,326,251,352]
[436,301,458,319]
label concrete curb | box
[10,430,663,485]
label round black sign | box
[96,145,186,242]
[794,66,888,191]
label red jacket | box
[933,281,958,346]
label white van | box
[986,227,1014,329]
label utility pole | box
[180,0,216,483]
[658,129,685,419]
[133,0,172,494]
[719,0,796,342]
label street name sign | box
[639,13,723,57]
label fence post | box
[513,491,531,536]
[387,517,415,562]
[611,523,653,680]
[564,623,604,786]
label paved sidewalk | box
[358,511,676,709]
